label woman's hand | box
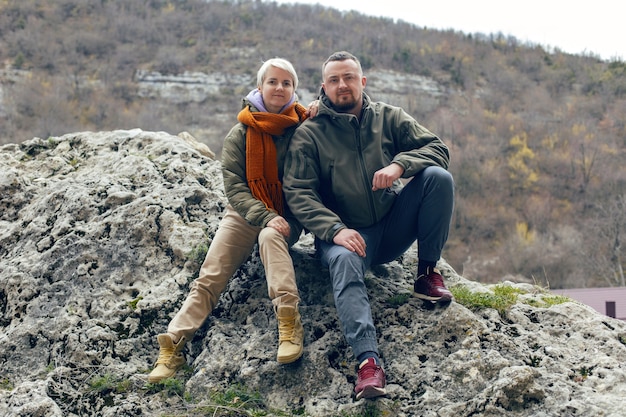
[267,216,291,238]
[306,100,320,118]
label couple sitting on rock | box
[148,51,455,401]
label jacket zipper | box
[355,121,378,225]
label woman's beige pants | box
[167,206,301,342]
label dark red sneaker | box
[413,267,453,302]
[354,358,386,400]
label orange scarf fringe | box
[238,102,307,215]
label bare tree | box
[586,194,626,287]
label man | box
[283,51,454,400]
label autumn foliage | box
[0,0,624,288]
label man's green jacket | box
[283,92,450,242]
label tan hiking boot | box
[147,334,186,383]
[276,305,304,364]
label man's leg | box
[317,241,378,359]
[318,238,387,399]
[375,166,455,301]
[375,166,454,264]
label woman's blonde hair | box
[257,58,299,91]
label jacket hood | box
[243,89,298,114]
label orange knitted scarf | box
[237,102,307,215]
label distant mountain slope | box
[0,0,624,287]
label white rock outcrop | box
[1,131,625,416]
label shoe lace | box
[278,317,295,342]
[155,346,176,365]
[358,362,380,381]
[429,273,444,288]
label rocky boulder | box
[1,130,625,416]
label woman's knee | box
[259,226,280,239]
[258,227,288,251]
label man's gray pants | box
[316,166,454,359]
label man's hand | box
[333,228,366,257]
[267,216,290,238]
[372,163,404,191]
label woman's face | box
[259,66,294,113]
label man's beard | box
[332,94,359,112]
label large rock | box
[1,130,625,416]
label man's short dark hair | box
[322,51,362,74]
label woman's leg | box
[258,224,303,363]
[166,207,259,342]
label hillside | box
[0,0,624,288]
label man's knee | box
[426,166,453,186]
[328,249,365,278]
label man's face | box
[322,59,366,113]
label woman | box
[149,58,309,383]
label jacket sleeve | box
[283,126,345,242]
[387,106,450,176]
[221,123,278,227]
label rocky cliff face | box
[1,131,625,417]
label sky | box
[269,0,624,61]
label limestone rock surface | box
[1,130,626,417]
